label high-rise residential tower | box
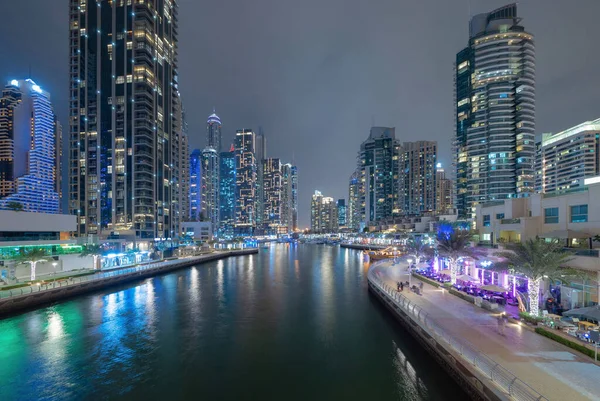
[400,141,437,215]
[348,171,360,231]
[0,79,61,214]
[189,149,202,221]
[219,147,236,237]
[263,158,282,229]
[454,3,535,218]
[435,163,454,215]
[337,199,347,227]
[234,129,257,234]
[536,119,600,193]
[310,190,337,233]
[69,0,184,242]
[281,163,298,233]
[254,129,267,229]
[357,127,401,226]
[207,110,221,153]
[201,147,219,228]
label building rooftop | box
[541,118,600,147]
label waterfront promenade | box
[376,260,600,401]
[0,249,257,316]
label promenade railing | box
[367,262,549,401]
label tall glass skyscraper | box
[281,163,297,233]
[219,148,236,237]
[254,129,267,229]
[400,141,437,215]
[69,0,186,242]
[207,110,221,153]
[263,158,282,229]
[0,79,60,214]
[357,127,401,226]
[348,171,360,231]
[454,3,535,218]
[189,149,202,221]
[201,147,219,228]
[234,129,257,234]
[337,199,347,227]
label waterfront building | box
[201,148,219,229]
[357,127,401,227]
[181,221,213,243]
[310,190,338,233]
[281,163,298,233]
[475,178,600,309]
[0,79,61,214]
[536,118,600,193]
[173,107,189,232]
[219,148,236,237]
[337,199,347,228]
[255,129,267,230]
[400,141,437,215]
[234,129,257,234]
[348,171,360,231]
[435,163,454,215]
[68,0,184,243]
[189,149,202,221]
[263,158,282,230]
[454,3,535,219]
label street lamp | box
[407,258,413,287]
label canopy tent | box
[480,284,508,293]
[457,274,480,282]
[563,306,600,322]
[439,269,451,275]
[539,229,591,239]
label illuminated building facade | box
[69,0,185,242]
[357,127,401,226]
[189,149,202,221]
[281,163,298,232]
[201,147,219,228]
[263,158,282,228]
[0,79,60,214]
[435,163,454,215]
[219,148,236,237]
[310,190,338,233]
[207,110,221,153]
[348,171,360,230]
[536,119,600,193]
[454,3,535,218]
[255,129,267,229]
[337,199,347,227]
[400,141,437,215]
[234,129,257,233]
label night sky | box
[1,0,598,228]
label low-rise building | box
[181,221,213,243]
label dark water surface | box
[0,245,466,400]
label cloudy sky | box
[1,0,598,227]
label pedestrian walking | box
[400,282,404,292]
[497,314,505,335]
[397,281,401,292]
[419,282,423,292]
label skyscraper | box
[357,127,401,226]
[207,110,222,153]
[536,119,600,193]
[189,149,202,221]
[454,3,535,218]
[337,199,347,227]
[234,129,257,233]
[255,129,267,229]
[310,191,337,233]
[263,158,282,229]
[201,148,219,228]
[281,163,298,233]
[348,171,360,231]
[69,0,184,242]
[0,79,60,214]
[400,141,437,215]
[435,163,454,215]
[219,148,236,237]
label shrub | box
[535,327,596,359]
[519,311,544,325]
[449,288,475,304]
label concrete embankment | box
[339,243,386,250]
[0,249,257,318]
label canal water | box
[0,245,466,400]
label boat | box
[363,246,403,261]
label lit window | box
[544,207,558,224]
[570,205,588,223]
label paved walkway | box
[377,260,600,401]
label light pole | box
[407,258,413,287]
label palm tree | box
[435,222,481,285]
[12,248,49,281]
[79,244,104,270]
[405,237,432,266]
[6,201,24,211]
[494,238,576,317]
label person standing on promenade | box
[497,313,505,335]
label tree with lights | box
[494,238,576,317]
[435,222,480,284]
[79,244,104,270]
[12,248,49,281]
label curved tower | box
[454,3,535,218]
[207,110,222,153]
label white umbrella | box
[480,284,507,293]
[457,274,479,282]
[439,269,451,275]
